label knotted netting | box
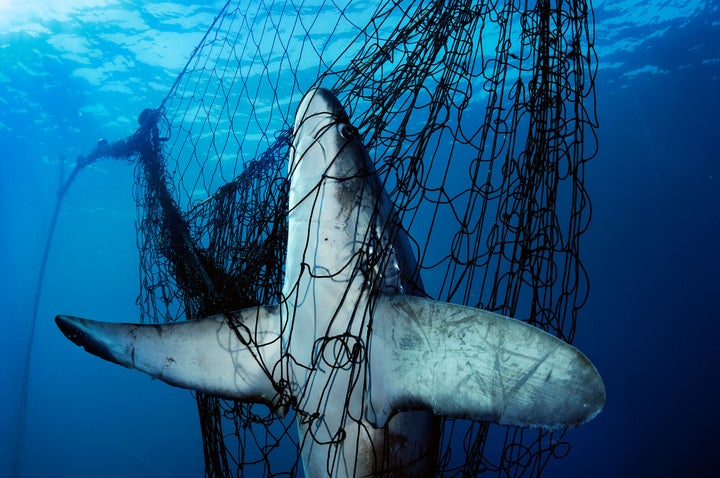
[78,0,598,476]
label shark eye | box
[339,123,355,140]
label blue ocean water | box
[1,1,718,477]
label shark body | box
[56,88,605,477]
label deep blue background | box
[1,1,719,477]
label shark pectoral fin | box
[55,306,282,407]
[367,295,605,430]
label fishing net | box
[65,0,597,476]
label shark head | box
[287,87,423,298]
[56,88,605,477]
[289,87,362,192]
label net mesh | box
[77,0,598,476]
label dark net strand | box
[68,0,597,476]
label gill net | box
[69,0,597,476]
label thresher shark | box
[56,88,605,477]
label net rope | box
[62,0,598,476]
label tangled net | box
[70,0,597,476]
